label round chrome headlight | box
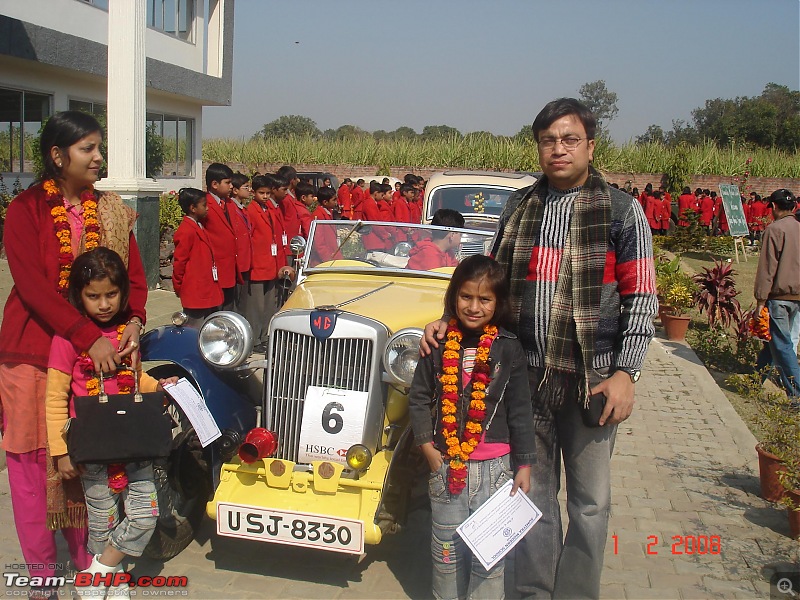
[198,311,253,368]
[383,328,422,387]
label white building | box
[0,0,234,190]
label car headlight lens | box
[346,444,372,470]
[198,311,253,368]
[383,328,422,386]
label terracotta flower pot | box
[661,312,691,341]
[657,304,675,323]
[787,489,800,539]
[756,443,787,502]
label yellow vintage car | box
[206,220,494,555]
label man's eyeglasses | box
[537,136,586,151]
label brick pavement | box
[0,258,797,599]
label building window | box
[147,0,195,42]
[147,112,194,177]
[77,0,109,9]
[0,88,52,173]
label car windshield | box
[302,221,494,275]
[426,185,518,220]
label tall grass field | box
[203,135,800,178]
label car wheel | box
[143,365,212,561]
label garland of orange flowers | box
[440,319,498,494]
[43,179,100,296]
[749,306,771,342]
[78,324,134,493]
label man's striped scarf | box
[494,166,611,410]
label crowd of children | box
[631,183,778,240]
[170,166,429,349]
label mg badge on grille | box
[310,310,338,340]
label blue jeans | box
[429,454,512,600]
[80,461,159,557]
[515,368,617,599]
[767,299,800,400]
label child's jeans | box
[429,454,512,600]
[80,461,159,557]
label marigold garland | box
[44,179,100,296]
[749,306,771,342]
[439,319,497,494]
[80,324,133,493]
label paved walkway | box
[0,258,797,598]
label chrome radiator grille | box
[267,329,374,462]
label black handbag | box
[67,368,174,464]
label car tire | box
[143,366,212,561]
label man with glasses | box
[421,98,657,598]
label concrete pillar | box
[97,0,163,289]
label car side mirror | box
[290,236,306,256]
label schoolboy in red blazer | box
[243,174,294,351]
[351,180,365,220]
[230,173,254,314]
[293,182,316,239]
[310,187,341,266]
[172,188,223,327]
[204,162,239,311]
[276,165,302,240]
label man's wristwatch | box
[617,368,641,383]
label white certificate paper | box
[456,479,542,571]
[163,377,222,447]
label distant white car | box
[422,170,538,230]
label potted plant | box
[752,389,800,503]
[778,455,800,539]
[659,271,697,341]
[693,259,741,328]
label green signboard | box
[718,184,749,237]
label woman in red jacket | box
[0,111,147,593]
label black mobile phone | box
[581,392,612,428]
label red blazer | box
[351,186,365,220]
[310,206,340,264]
[677,193,696,226]
[660,197,672,229]
[172,217,223,309]
[292,199,313,239]
[392,196,412,223]
[361,196,390,250]
[204,193,238,288]
[338,185,352,219]
[749,200,768,231]
[406,240,458,270]
[644,196,661,229]
[699,196,714,226]
[279,191,302,240]
[230,201,253,275]
[247,201,286,281]
[0,183,147,368]
[408,200,422,224]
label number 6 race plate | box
[217,502,365,554]
[298,386,369,465]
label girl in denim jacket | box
[409,255,535,600]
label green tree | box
[257,115,321,139]
[578,80,619,130]
[421,125,462,140]
[391,126,417,139]
[327,124,369,140]
[514,124,535,142]
[636,124,666,145]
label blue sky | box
[203,0,800,144]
